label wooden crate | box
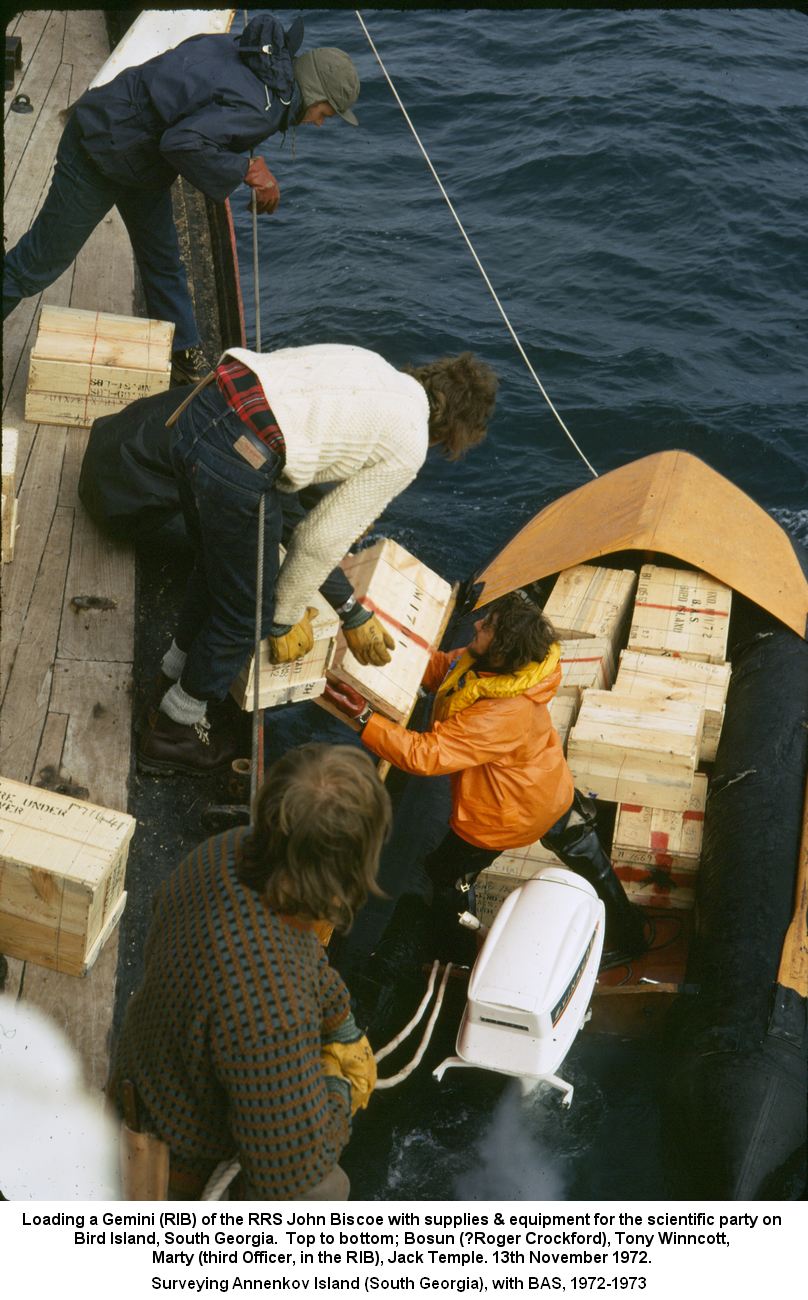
[0,777,135,976]
[321,538,453,724]
[621,876,696,911]
[475,844,569,927]
[230,562,339,711]
[25,305,174,428]
[544,565,636,653]
[558,636,616,698]
[567,690,704,811]
[614,651,730,762]
[548,693,579,752]
[627,564,732,664]
[612,773,708,875]
[2,425,18,564]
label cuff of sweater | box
[322,1010,362,1047]
[323,1074,352,1110]
[339,601,372,631]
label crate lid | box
[0,778,135,885]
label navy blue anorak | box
[74,26,301,201]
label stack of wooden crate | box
[0,776,136,976]
[319,537,453,725]
[545,564,637,700]
[474,565,636,924]
[25,305,174,428]
[566,564,733,910]
[2,426,18,564]
[230,550,340,711]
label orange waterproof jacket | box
[361,647,575,851]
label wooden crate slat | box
[475,846,570,927]
[0,776,135,976]
[323,538,453,724]
[567,690,704,811]
[612,773,708,874]
[544,564,637,647]
[230,549,340,711]
[558,636,615,696]
[627,564,732,664]
[614,650,730,762]
[548,692,578,752]
[26,306,173,428]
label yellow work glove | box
[321,1036,377,1115]
[343,613,395,666]
[266,607,319,663]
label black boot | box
[170,346,212,386]
[542,791,648,961]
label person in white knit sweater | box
[138,343,498,776]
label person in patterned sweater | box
[109,743,390,1199]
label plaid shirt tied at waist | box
[215,359,286,460]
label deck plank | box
[2,10,167,1097]
[20,940,120,1091]
[63,9,114,95]
[31,710,70,786]
[0,432,67,702]
[3,12,67,191]
[57,513,135,664]
[51,659,132,811]
[3,62,72,247]
[0,506,74,780]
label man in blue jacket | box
[2,15,360,384]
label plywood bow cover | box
[473,451,807,639]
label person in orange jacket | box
[325,589,646,968]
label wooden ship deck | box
[2,10,137,1089]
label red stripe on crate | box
[650,831,670,852]
[634,601,728,616]
[619,804,645,813]
[561,656,604,663]
[361,597,432,651]
[682,810,705,821]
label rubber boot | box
[542,794,647,960]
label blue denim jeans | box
[3,114,198,348]
[170,384,283,701]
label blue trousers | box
[170,383,283,702]
[3,115,199,349]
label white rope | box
[354,10,598,480]
[374,959,441,1063]
[200,1155,241,1201]
[374,962,453,1089]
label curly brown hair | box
[480,591,558,674]
[402,352,498,460]
[237,744,390,931]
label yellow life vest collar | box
[432,642,562,722]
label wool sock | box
[161,640,187,681]
[160,681,207,726]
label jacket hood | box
[237,14,303,97]
[433,645,563,722]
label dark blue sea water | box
[229,9,807,1199]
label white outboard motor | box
[433,866,604,1106]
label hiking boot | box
[138,710,238,777]
[170,345,212,386]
